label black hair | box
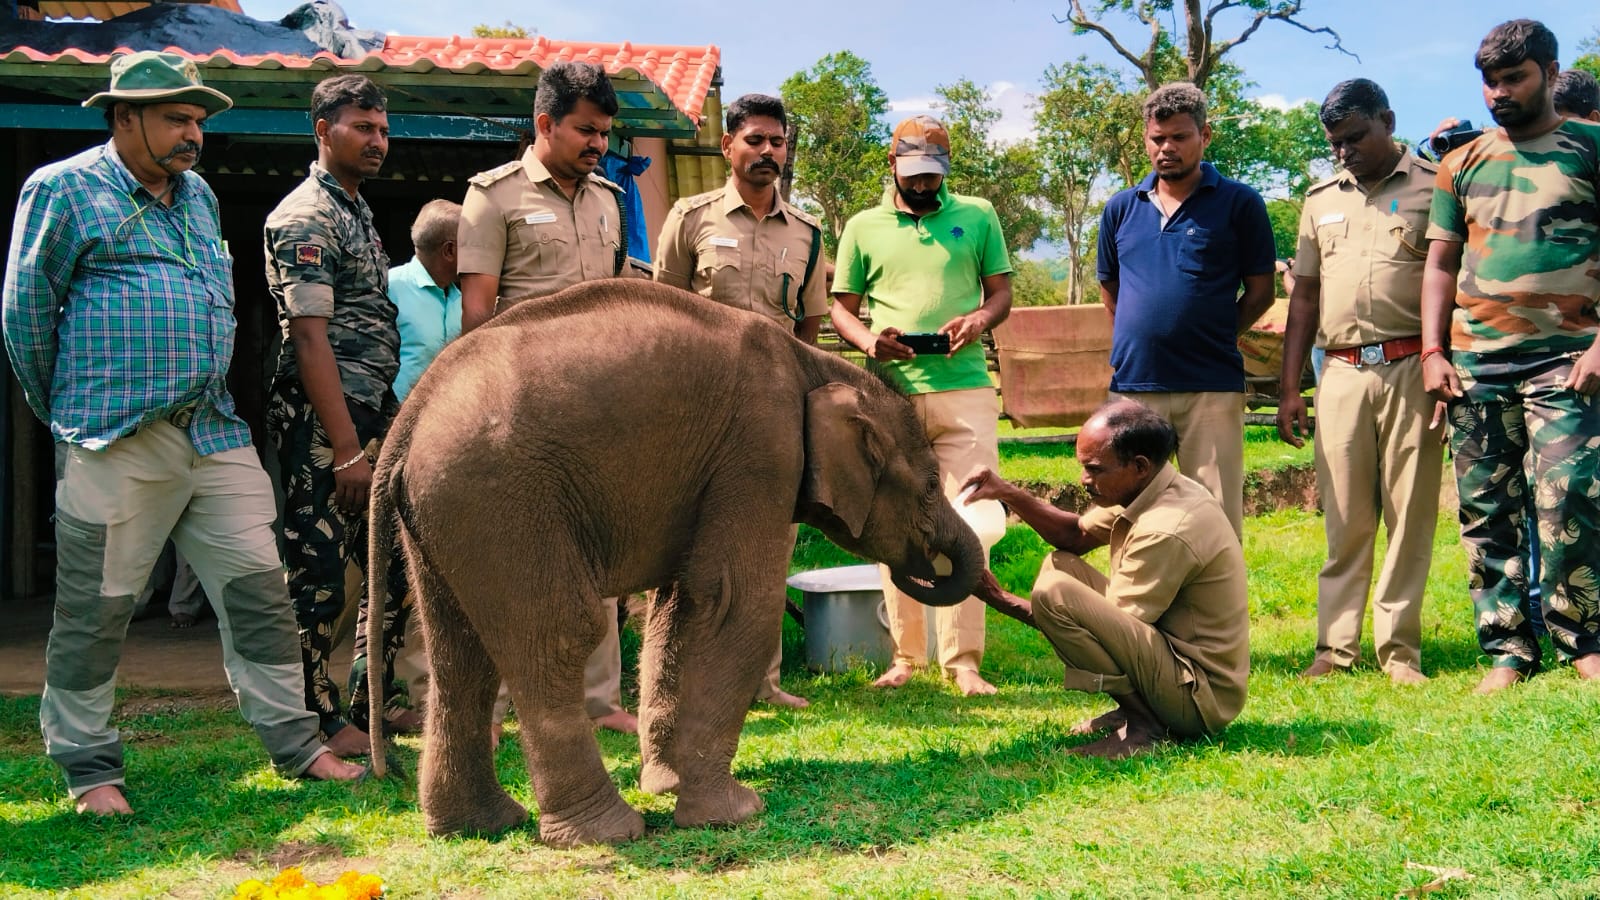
[1554,69,1600,118]
[1475,19,1559,73]
[311,74,387,126]
[1142,82,1208,130]
[1096,399,1179,464]
[534,61,619,122]
[1319,78,1390,129]
[725,93,787,133]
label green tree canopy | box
[933,79,1048,255]
[780,52,891,253]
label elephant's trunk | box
[889,503,983,608]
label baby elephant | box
[366,279,981,846]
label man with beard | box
[456,60,638,733]
[1276,79,1444,686]
[958,399,1249,758]
[1422,18,1600,691]
[264,74,410,755]
[831,115,1013,697]
[1097,83,1278,539]
[652,93,826,708]
[4,51,365,815]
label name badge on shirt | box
[524,212,558,225]
[1317,213,1346,226]
[710,236,740,248]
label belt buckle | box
[1359,344,1385,366]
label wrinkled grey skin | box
[367,280,982,847]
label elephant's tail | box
[366,429,405,780]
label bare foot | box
[1573,654,1600,680]
[872,663,916,689]
[759,689,810,708]
[1299,658,1350,679]
[1474,667,1526,694]
[952,669,997,697]
[303,751,366,781]
[1068,718,1167,759]
[592,710,638,734]
[1069,708,1128,736]
[383,707,425,735]
[1388,666,1429,686]
[322,725,372,758]
[169,612,197,629]
[75,785,132,816]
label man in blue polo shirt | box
[1097,82,1277,538]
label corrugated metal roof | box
[0,36,720,130]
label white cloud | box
[886,81,1038,145]
[1253,92,1314,111]
[887,95,941,113]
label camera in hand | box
[898,332,951,355]
[1428,119,1483,158]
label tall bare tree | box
[1056,0,1355,90]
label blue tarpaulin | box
[602,151,652,263]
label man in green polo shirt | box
[831,114,1014,697]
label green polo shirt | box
[833,185,1011,394]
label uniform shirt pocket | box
[700,243,744,302]
[514,217,573,268]
[1316,218,1349,255]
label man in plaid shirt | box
[2,51,364,816]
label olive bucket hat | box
[82,51,233,116]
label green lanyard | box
[115,185,198,270]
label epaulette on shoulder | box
[468,159,524,189]
[785,202,821,230]
[588,172,624,194]
[1306,173,1343,195]
[674,190,721,215]
[1412,155,1440,174]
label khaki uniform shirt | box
[1293,148,1436,349]
[264,162,398,412]
[1079,466,1250,733]
[653,179,828,328]
[458,147,625,311]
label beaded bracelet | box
[332,451,369,473]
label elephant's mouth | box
[888,529,980,608]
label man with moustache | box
[1276,79,1443,686]
[653,93,826,708]
[959,399,1249,758]
[3,52,365,815]
[264,74,409,754]
[831,114,1013,697]
[1097,83,1278,539]
[456,60,638,733]
[1422,19,1600,691]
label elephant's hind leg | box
[495,598,644,847]
[415,566,527,837]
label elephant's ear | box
[802,382,882,540]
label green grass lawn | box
[1000,425,1315,487]
[4,506,1599,898]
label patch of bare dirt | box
[118,689,236,717]
[1023,462,1321,517]
[232,840,344,870]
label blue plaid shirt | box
[3,141,250,454]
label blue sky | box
[252,0,1596,147]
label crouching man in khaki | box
[961,399,1249,757]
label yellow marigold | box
[232,868,383,900]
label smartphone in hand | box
[897,332,951,355]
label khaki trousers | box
[1312,355,1443,674]
[1030,551,1206,739]
[754,526,801,700]
[44,423,325,796]
[878,388,998,675]
[1111,391,1245,538]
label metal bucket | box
[787,564,891,673]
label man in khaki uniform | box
[653,93,826,708]
[457,60,636,733]
[1276,79,1443,685]
[961,399,1249,758]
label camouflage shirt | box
[1426,119,1600,357]
[264,162,398,411]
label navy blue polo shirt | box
[1096,162,1276,393]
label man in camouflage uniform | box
[264,74,410,754]
[1422,19,1600,691]
[654,93,827,707]
[1277,79,1443,685]
[457,60,638,733]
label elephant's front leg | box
[640,530,788,829]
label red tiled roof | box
[2,35,721,126]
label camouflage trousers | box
[1449,351,1600,672]
[268,381,410,737]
